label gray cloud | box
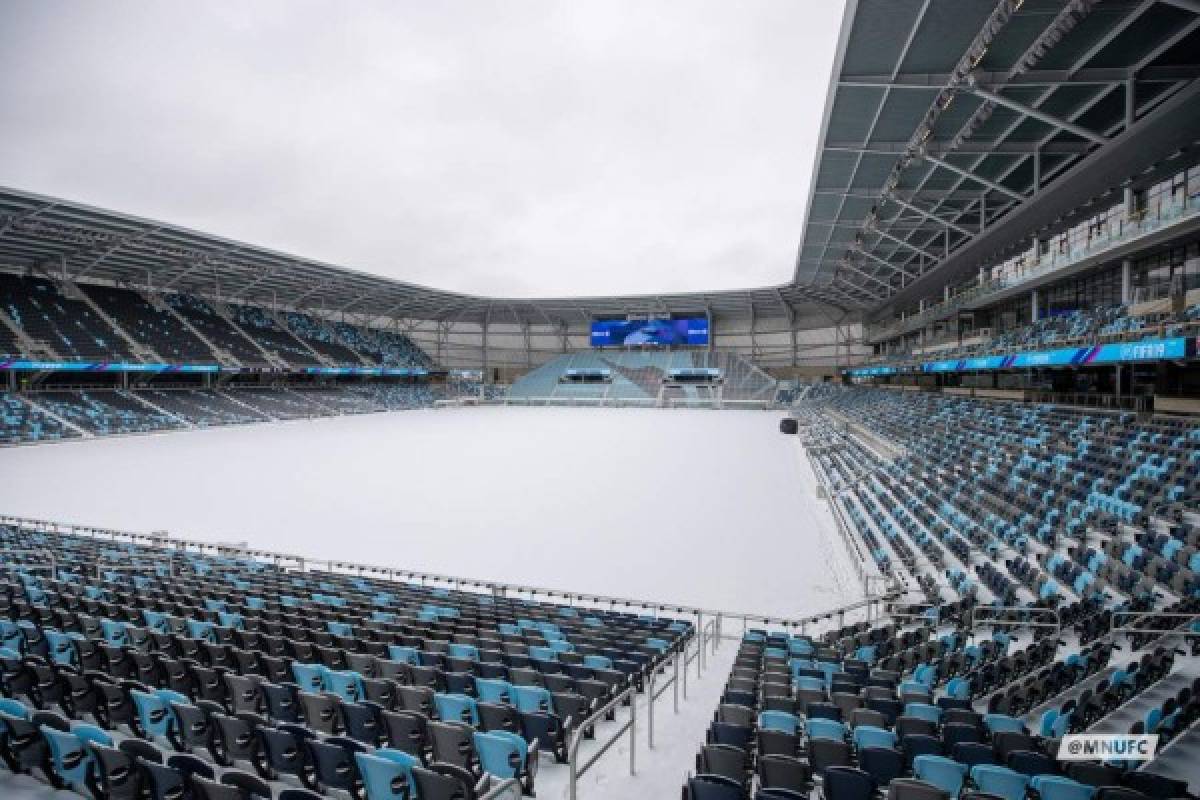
[0,0,845,297]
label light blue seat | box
[387,646,420,665]
[326,670,364,703]
[435,693,480,726]
[43,631,78,667]
[327,622,353,638]
[512,685,553,714]
[528,646,556,662]
[186,619,215,642]
[914,755,968,798]
[984,714,1025,734]
[794,676,825,693]
[292,662,327,692]
[758,711,801,735]
[475,679,513,704]
[853,725,897,751]
[130,689,188,739]
[473,729,532,780]
[905,702,942,724]
[41,723,112,789]
[448,644,480,661]
[101,619,129,646]
[971,765,1030,800]
[584,655,613,670]
[355,748,421,799]
[1030,775,1096,800]
[806,718,846,741]
[549,640,575,654]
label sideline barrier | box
[568,685,638,800]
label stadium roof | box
[796,0,1200,317]
[2,0,1198,327]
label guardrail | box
[1111,610,1200,638]
[480,778,522,800]
[646,644,681,749]
[567,684,638,800]
[0,548,59,577]
[0,513,899,639]
[968,605,1062,635]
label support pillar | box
[1121,259,1132,305]
[1031,289,1039,322]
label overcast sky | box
[0,1,845,298]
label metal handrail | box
[479,778,522,800]
[968,605,1062,634]
[0,549,58,578]
[646,646,681,749]
[1111,610,1200,637]
[567,684,638,800]
[0,512,898,634]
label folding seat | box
[428,720,480,774]
[411,762,489,800]
[868,697,904,725]
[298,690,342,735]
[686,773,745,800]
[40,721,113,790]
[354,748,422,800]
[991,731,1036,762]
[808,702,844,722]
[398,685,437,717]
[758,753,809,793]
[808,738,852,778]
[1063,762,1123,787]
[823,766,875,800]
[302,734,367,794]
[167,751,217,782]
[858,746,904,788]
[754,727,797,758]
[984,714,1026,735]
[86,741,143,800]
[381,710,429,761]
[210,712,266,767]
[698,742,749,784]
[253,724,311,781]
[189,665,229,708]
[1122,770,1188,798]
[519,704,569,763]
[853,724,897,751]
[139,761,188,800]
[970,764,1030,800]
[291,663,327,694]
[92,679,139,732]
[474,729,538,793]
[1007,749,1056,777]
[902,734,943,766]
[951,742,996,768]
[261,682,301,723]
[341,701,384,746]
[130,688,190,740]
[1029,775,1096,800]
[326,669,364,703]
[913,755,967,798]
[759,710,802,735]
[808,718,847,742]
[849,708,887,730]
[362,677,397,710]
[166,700,217,754]
[223,674,265,715]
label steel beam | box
[967,85,1107,144]
[919,154,1025,201]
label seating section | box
[82,285,217,362]
[508,350,776,403]
[685,620,1199,800]
[0,393,79,444]
[36,390,184,436]
[0,274,133,360]
[0,521,690,799]
[332,323,433,369]
[229,305,324,368]
[0,385,451,445]
[876,301,1200,365]
[284,313,366,365]
[165,294,272,367]
[139,389,271,427]
[695,386,1200,800]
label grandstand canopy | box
[796,0,1200,317]
[2,0,1198,327]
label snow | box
[0,407,865,800]
[0,407,863,619]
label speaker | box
[779,418,798,435]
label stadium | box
[0,0,1199,799]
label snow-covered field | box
[0,407,861,619]
[0,407,864,799]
